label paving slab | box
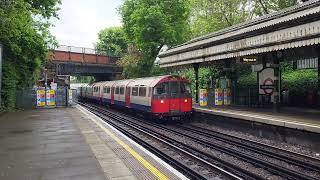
[0,106,189,180]
[0,108,107,180]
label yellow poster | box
[215,88,223,105]
[199,89,208,106]
[46,90,56,106]
[37,89,45,107]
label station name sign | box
[240,57,257,63]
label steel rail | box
[81,103,318,180]
[79,103,242,180]
[80,103,264,180]
[181,124,320,172]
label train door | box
[169,81,180,112]
[111,86,115,104]
[125,87,131,107]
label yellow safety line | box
[81,106,169,180]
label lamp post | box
[0,43,3,106]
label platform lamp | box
[0,43,2,106]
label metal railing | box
[55,45,97,55]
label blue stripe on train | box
[130,103,151,112]
[102,98,111,104]
[97,97,151,113]
[114,100,126,106]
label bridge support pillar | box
[193,63,199,103]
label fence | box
[204,87,273,108]
[16,87,77,109]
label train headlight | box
[160,100,164,104]
[184,99,188,103]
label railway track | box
[79,102,320,180]
[179,124,320,173]
[79,102,243,180]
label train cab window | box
[132,87,138,96]
[139,87,146,97]
[181,83,191,94]
[120,87,124,95]
[115,87,119,94]
[169,82,179,96]
[106,87,110,94]
[103,87,107,93]
[154,83,168,95]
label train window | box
[106,87,110,94]
[181,83,191,94]
[115,87,119,94]
[170,82,179,95]
[120,87,124,95]
[139,87,146,97]
[132,87,138,96]
[103,87,107,93]
[154,83,168,95]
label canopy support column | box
[193,63,199,103]
[273,53,281,112]
[318,45,320,106]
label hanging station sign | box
[237,56,257,64]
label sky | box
[50,0,123,48]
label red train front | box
[151,76,192,120]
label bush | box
[237,73,257,88]
[282,69,317,92]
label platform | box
[193,105,320,133]
[0,107,187,180]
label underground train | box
[78,75,193,120]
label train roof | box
[81,75,190,88]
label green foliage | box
[189,0,297,37]
[2,61,18,110]
[119,0,190,77]
[0,0,60,110]
[282,69,317,92]
[189,0,251,36]
[71,76,95,83]
[237,73,257,88]
[178,67,220,98]
[96,27,127,57]
[253,0,297,16]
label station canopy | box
[159,0,320,68]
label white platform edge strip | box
[194,108,320,128]
[76,105,189,180]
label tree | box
[189,0,298,37]
[189,0,252,37]
[254,0,298,16]
[0,0,60,110]
[96,27,127,57]
[119,0,190,77]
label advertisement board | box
[68,89,73,104]
[223,88,232,105]
[215,88,223,105]
[199,89,208,106]
[46,89,56,106]
[37,89,46,107]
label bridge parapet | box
[48,45,119,65]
